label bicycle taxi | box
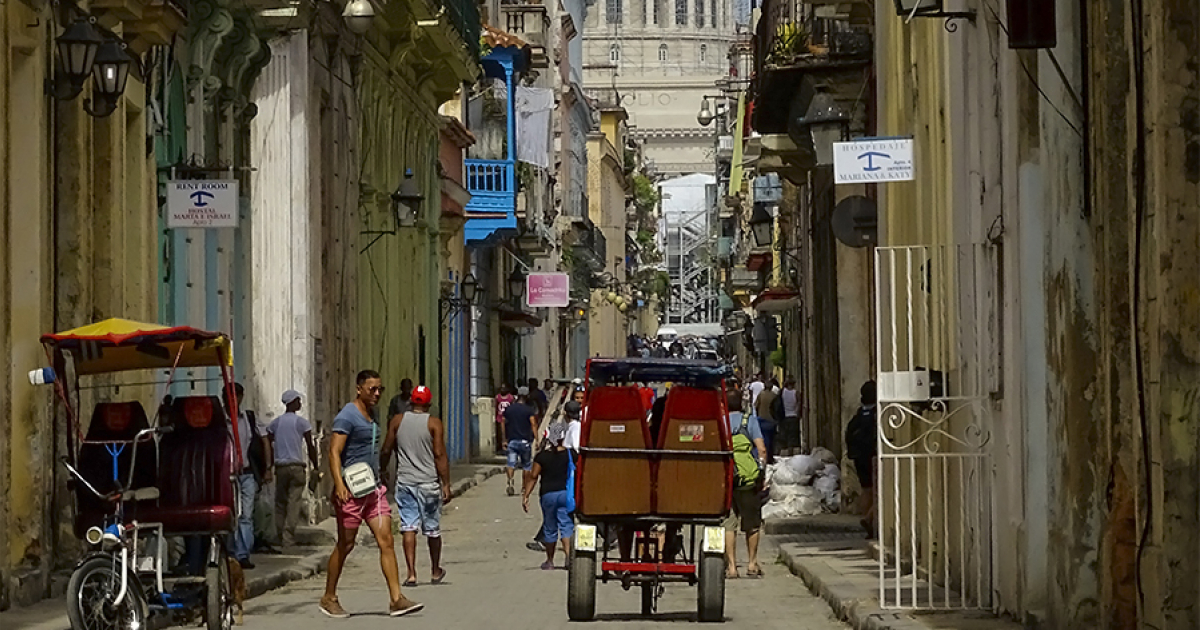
[569,358,733,622]
[34,318,243,630]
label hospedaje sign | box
[832,138,915,184]
[526,273,570,308]
[166,180,239,228]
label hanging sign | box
[526,272,570,308]
[167,180,240,228]
[833,138,915,184]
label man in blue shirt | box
[320,370,422,619]
[503,387,539,496]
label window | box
[675,0,687,25]
[712,0,718,28]
[659,44,668,62]
[610,44,621,63]
[653,0,660,24]
[606,0,622,23]
[695,0,704,27]
[699,44,707,64]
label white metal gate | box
[873,244,996,610]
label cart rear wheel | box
[567,549,597,621]
[697,554,725,622]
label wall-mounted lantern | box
[748,205,774,249]
[892,0,975,30]
[795,85,849,166]
[508,268,526,303]
[53,18,103,100]
[391,168,424,227]
[439,273,480,322]
[87,39,134,118]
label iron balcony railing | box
[754,0,872,75]
[464,159,515,213]
[442,0,482,59]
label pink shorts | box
[334,485,390,530]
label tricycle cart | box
[569,358,733,622]
[35,319,244,630]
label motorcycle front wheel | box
[66,556,148,630]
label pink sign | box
[526,272,570,308]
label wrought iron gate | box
[873,244,996,610]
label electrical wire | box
[1129,0,1154,620]
[981,2,1082,138]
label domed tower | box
[582,0,746,176]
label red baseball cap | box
[411,386,432,406]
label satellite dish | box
[831,195,878,248]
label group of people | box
[221,384,319,571]
[317,371,453,618]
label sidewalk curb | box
[776,542,1020,630]
[246,465,505,601]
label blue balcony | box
[464,43,526,244]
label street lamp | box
[86,39,133,118]
[795,85,850,166]
[54,18,103,100]
[508,268,526,303]
[439,273,480,323]
[342,0,376,33]
[748,204,774,248]
[391,168,424,227]
[696,96,715,126]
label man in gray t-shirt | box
[268,389,318,547]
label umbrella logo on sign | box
[857,151,891,172]
[190,191,215,207]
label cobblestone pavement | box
[240,473,851,629]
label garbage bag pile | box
[762,447,842,519]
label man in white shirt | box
[267,389,318,547]
[747,375,766,410]
[781,377,801,451]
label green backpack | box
[731,414,759,487]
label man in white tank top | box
[381,386,450,587]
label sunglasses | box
[365,386,384,394]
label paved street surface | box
[242,473,849,629]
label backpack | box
[731,414,760,487]
[844,406,877,461]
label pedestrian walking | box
[503,387,539,496]
[754,381,779,464]
[495,384,515,455]
[528,377,549,417]
[724,390,767,579]
[845,380,878,539]
[319,370,421,619]
[387,377,415,421]
[380,385,451,587]
[224,383,273,569]
[267,389,318,548]
[781,377,800,451]
[522,422,575,570]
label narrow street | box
[241,473,848,629]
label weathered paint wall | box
[1,3,163,606]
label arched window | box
[699,44,707,64]
[659,44,669,62]
[610,44,621,64]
